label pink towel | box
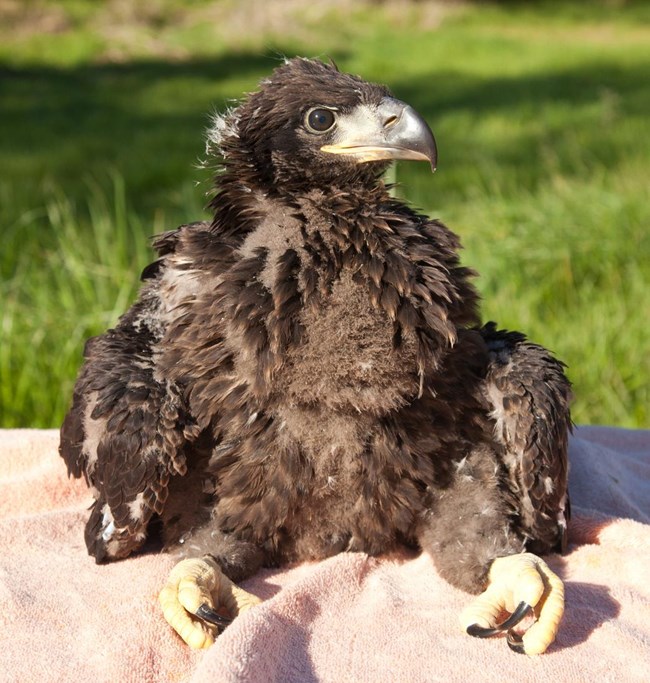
[0,427,648,682]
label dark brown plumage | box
[60,58,571,608]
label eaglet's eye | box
[305,108,337,133]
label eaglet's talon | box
[466,601,532,638]
[460,553,565,655]
[159,556,262,649]
[195,603,233,628]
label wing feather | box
[59,222,213,561]
[481,323,572,553]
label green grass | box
[1,1,648,428]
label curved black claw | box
[466,601,532,639]
[506,630,526,654]
[195,603,234,631]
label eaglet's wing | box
[59,222,212,562]
[480,323,573,554]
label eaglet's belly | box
[276,270,420,414]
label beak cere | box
[321,97,438,171]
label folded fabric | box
[0,426,648,682]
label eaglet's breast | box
[278,269,420,413]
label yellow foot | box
[158,556,262,649]
[460,552,564,655]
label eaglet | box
[60,58,572,655]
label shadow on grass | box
[392,60,649,180]
[0,52,290,213]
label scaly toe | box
[462,553,564,655]
[159,556,262,649]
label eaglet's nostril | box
[383,114,399,128]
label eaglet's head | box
[207,58,437,193]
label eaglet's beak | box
[321,97,437,171]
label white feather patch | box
[100,505,115,542]
[127,492,147,522]
[206,110,239,154]
[82,391,106,476]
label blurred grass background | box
[1,0,648,428]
